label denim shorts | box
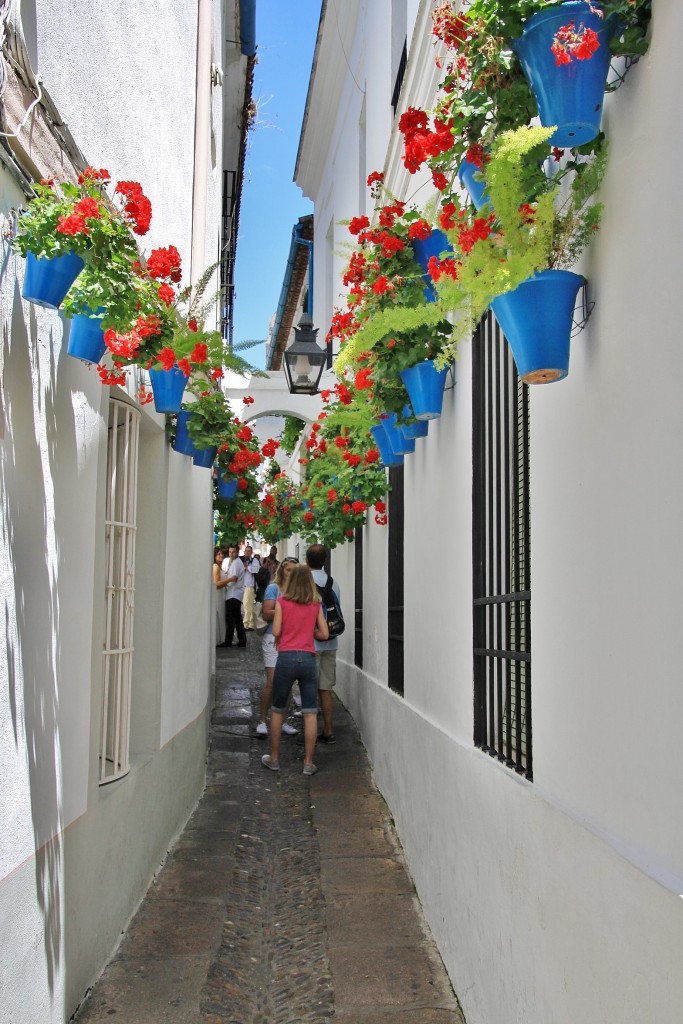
[271,650,318,714]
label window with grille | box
[388,465,404,695]
[354,527,363,668]
[472,313,532,779]
[100,400,140,784]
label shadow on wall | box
[1,281,77,994]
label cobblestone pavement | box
[73,639,464,1024]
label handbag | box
[253,601,269,636]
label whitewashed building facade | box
[0,1,253,1020]
[295,2,683,1021]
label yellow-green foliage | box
[334,303,448,374]
[435,126,561,366]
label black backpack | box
[254,562,270,600]
[316,576,345,638]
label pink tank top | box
[276,597,320,653]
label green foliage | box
[12,175,137,264]
[459,0,651,61]
[259,474,305,545]
[433,124,606,365]
[280,415,306,455]
[334,303,448,374]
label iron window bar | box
[473,312,532,779]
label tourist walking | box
[257,557,300,738]
[262,564,328,775]
[221,544,247,647]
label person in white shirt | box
[220,545,247,647]
[242,544,261,630]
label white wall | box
[0,1,243,1018]
[300,1,683,1020]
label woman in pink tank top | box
[262,565,328,776]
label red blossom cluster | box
[96,364,127,387]
[114,180,152,235]
[398,107,455,175]
[103,312,162,364]
[356,227,405,260]
[261,438,280,458]
[465,143,489,170]
[551,21,600,65]
[78,166,110,183]
[147,245,182,282]
[328,308,359,345]
[354,367,374,391]
[137,385,154,406]
[408,219,433,241]
[431,2,469,51]
[427,254,460,283]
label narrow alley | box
[72,643,463,1024]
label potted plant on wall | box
[295,382,389,546]
[12,167,152,309]
[431,123,608,383]
[331,175,454,423]
[418,1,651,174]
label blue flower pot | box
[174,410,198,456]
[192,445,218,468]
[458,157,492,211]
[411,228,453,301]
[399,360,449,420]
[490,269,585,384]
[512,2,619,148]
[401,406,429,440]
[66,306,106,364]
[216,474,238,499]
[369,423,404,467]
[23,250,85,309]
[149,364,188,414]
[382,413,415,456]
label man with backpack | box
[306,543,343,744]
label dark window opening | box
[220,169,238,345]
[388,465,404,695]
[472,312,532,779]
[391,39,408,117]
[354,528,363,669]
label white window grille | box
[100,400,140,784]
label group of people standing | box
[212,542,341,776]
[212,543,275,645]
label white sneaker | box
[256,721,268,737]
[282,722,298,735]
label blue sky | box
[233,0,321,368]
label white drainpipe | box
[191,0,212,287]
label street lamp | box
[282,312,326,395]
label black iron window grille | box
[388,465,405,695]
[391,38,408,118]
[472,312,532,779]
[220,169,238,345]
[354,527,364,669]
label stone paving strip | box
[73,642,464,1024]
